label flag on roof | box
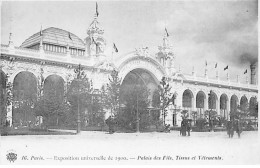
[224,65,228,71]
[215,63,217,68]
[165,27,169,37]
[68,32,72,40]
[96,2,99,17]
[40,26,43,36]
[113,43,118,52]
[244,69,247,74]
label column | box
[204,95,208,117]
[226,98,230,120]
[216,98,220,115]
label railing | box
[14,46,39,53]
[0,44,97,67]
[183,74,257,90]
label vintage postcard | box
[0,0,259,165]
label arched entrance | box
[196,91,205,118]
[120,68,159,131]
[220,94,228,119]
[43,74,65,126]
[240,96,248,112]
[208,91,217,110]
[12,71,37,126]
[249,97,257,118]
[230,95,238,113]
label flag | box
[40,26,43,36]
[113,43,118,52]
[215,63,217,68]
[165,27,169,37]
[224,65,228,71]
[205,61,207,66]
[96,2,99,17]
[68,32,72,40]
[244,69,247,74]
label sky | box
[1,0,258,83]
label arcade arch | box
[220,94,228,119]
[208,91,217,110]
[12,71,37,125]
[43,74,65,104]
[182,89,194,110]
[230,95,239,113]
[120,68,159,106]
[196,91,206,117]
[240,96,248,111]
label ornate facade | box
[0,12,258,127]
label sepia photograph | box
[0,0,259,165]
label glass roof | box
[20,27,85,49]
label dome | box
[20,27,85,49]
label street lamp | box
[208,90,213,131]
[74,64,84,134]
[136,87,140,133]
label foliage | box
[34,87,60,127]
[106,69,121,117]
[181,110,189,119]
[118,84,150,131]
[0,73,12,127]
[216,116,226,127]
[249,100,258,119]
[66,65,93,126]
[152,89,160,108]
[158,77,172,125]
[86,90,106,127]
[229,105,249,121]
[204,110,218,130]
[191,111,198,123]
[195,118,207,130]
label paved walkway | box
[1,131,259,165]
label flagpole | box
[227,66,229,81]
[111,50,114,64]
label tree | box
[106,69,121,117]
[181,110,189,119]
[249,99,258,127]
[204,110,218,131]
[118,84,150,131]
[191,111,198,125]
[87,89,106,127]
[158,77,172,125]
[34,87,60,128]
[66,64,93,129]
[0,74,12,131]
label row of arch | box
[182,89,257,118]
[1,70,65,124]
[0,70,258,123]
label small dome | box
[20,27,85,49]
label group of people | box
[226,119,242,138]
[180,119,191,136]
[105,116,243,138]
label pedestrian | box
[105,116,115,134]
[181,119,186,136]
[227,120,234,138]
[235,120,242,138]
[186,120,191,136]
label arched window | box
[182,90,193,108]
